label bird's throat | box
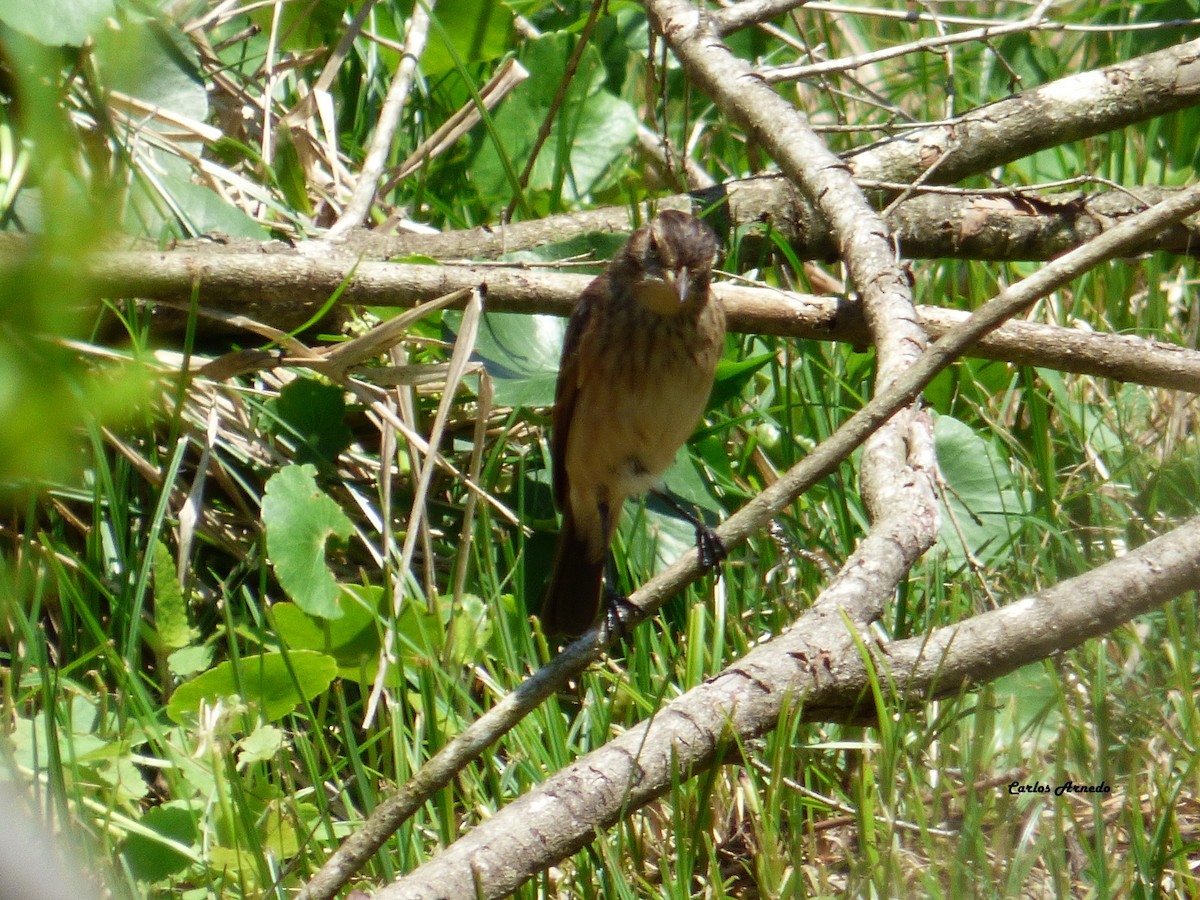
[631,279,691,316]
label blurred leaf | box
[934,414,1029,569]
[425,0,513,74]
[271,125,314,218]
[267,378,353,468]
[0,328,149,485]
[262,465,354,619]
[156,172,268,239]
[167,645,213,679]
[472,31,638,201]
[237,724,287,766]
[247,0,343,52]
[122,805,198,882]
[1140,437,1200,520]
[152,540,196,650]
[450,592,492,661]
[167,651,337,724]
[0,0,115,47]
[92,16,207,124]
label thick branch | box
[844,36,1200,185]
[77,183,1200,267]
[72,251,1200,391]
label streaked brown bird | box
[540,210,726,636]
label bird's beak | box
[666,266,690,304]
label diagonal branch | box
[379,515,1200,899]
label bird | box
[539,209,727,637]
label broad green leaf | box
[934,414,1029,569]
[167,651,337,724]
[267,378,353,468]
[709,352,774,409]
[450,593,492,662]
[92,16,207,127]
[237,724,287,766]
[151,172,268,239]
[273,587,398,686]
[660,445,722,514]
[424,0,513,74]
[247,0,343,52]
[122,805,198,883]
[168,645,213,679]
[262,465,354,619]
[448,311,566,408]
[0,0,115,47]
[472,31,638,202]
[274,584,489,682]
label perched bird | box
[540,210,726,637]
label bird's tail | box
[539,507,605,637]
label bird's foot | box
[695,524,728,571]
[601,588,640,643]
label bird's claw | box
[602,589,640,643]
[696,524,727,570]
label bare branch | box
[845,36,1200,185]
[711,0,810,35]
[76,252,1200,393]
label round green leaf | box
[262,464,354,619]
[446,311,566,408]
[267,378,353,467]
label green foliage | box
[451,310,566,407]
[262,464,354,619]
[933,413,1030,569]
[0,0,115,46]
[470,30,639,208]
[167,651,338,724]
[266,377,354,468]
[1,0,1198,897]
[152,540,197,650]
[424,1,514,75]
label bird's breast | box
[564,300,724,507]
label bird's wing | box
[551,274,605,512]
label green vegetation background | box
[1,0,1198,896]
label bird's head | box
[622,210,719,315]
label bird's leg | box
[652,488,727,570]
[601,555,640,642]
[596,502,639,641]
